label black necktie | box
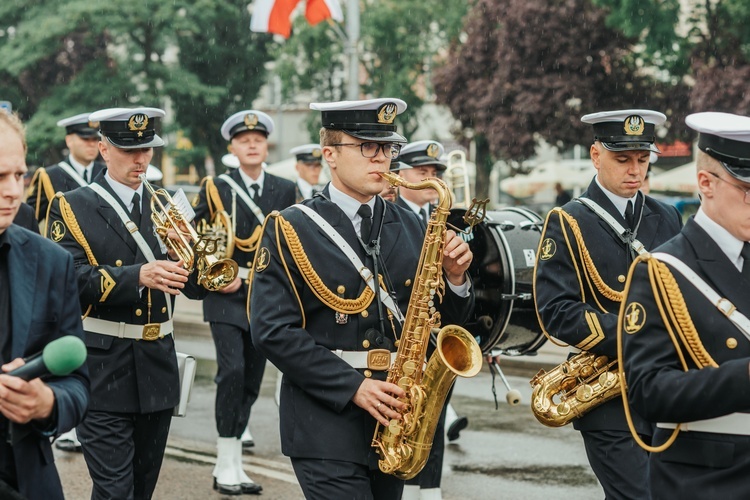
[84,169,90,184]
[419,207,428,223]
[357,204,372,241]
[741,242,750,281]
[131,192,141,223]
[250,183,261,205]
[624,200,634,230]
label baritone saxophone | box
[371,172,483,480]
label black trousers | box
[291,457,403,500]
[77,408,172,500]
[580,429,651,500]
[210,322,266,437]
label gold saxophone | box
[529,351,620,427]
[372,172,483,480]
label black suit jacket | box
[194,169,296,329]
[12,203,39,234]
[250,188,473,466]
[623,219,750,498]
[27,157,106,222]
[534,178,682,432]
[5,225,89,499]
[47,175,207,413]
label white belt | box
[333,349,395,371]
[237,266,251,280]
[83,317,174,341]
[657,412,750,436]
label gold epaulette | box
[235,225,262,254]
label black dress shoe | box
[55,439,83,453]
[447,416,468,442]
[241,439,255,449]
[241,481,263,494]
[213,478,242,496]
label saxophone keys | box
[575,384,595,402]
[598,371,617,388]
[402,360,418,375]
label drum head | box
[448,207,546,355]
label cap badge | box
[312,148,322,158]
[623,115,645,136]
[377,103,397,124]
[244,113,259,129]
[127,114,149,132]
[426,143,440,158]
[623,302,646,334]
[88,121,99,129]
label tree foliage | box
[0,1,272,172]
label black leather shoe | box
[241,439,255,449]
[447,416,468,442]
[55,439,83,453]
[241,481,263,494]
[213,478,242,496]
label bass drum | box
[448,206,545,356]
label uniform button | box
[247,261,253,267]
[115,259,123,267]
[362,340,370,348]
[405,279,412,287]
[161,307,167,313]
[364,370,372,378]
[361,310,369,318]
[337,285,346,294]
[617,275,626,283]
[135,309,143,317]
[726,338,738,349]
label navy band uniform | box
[250,98,474,500]
[621,112,750,500]
[47,107,208,499]
[533,109,682,499]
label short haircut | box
[319,128,344,147]
[0,111,27,153]
[696,150,720,174]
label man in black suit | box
[250,98,475,499]
[193,110,295,495]
[0,111,89,499]
[27,112,105,235]
[534,109,683,499]
[47,107,208,499]
[291,143,324,202]
[621,112,750,499]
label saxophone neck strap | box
[651,252,750,341]
[218,174,265,225]
[87,183,171,318]
[292,204,404,324]
[57,161,89,187]
[576,197,647,255]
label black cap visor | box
[105,133,164,149]
[344,129,407,143]
[600,140,659,153]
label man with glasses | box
[620,112,750,499]
[534,109,682,499]
[250,98,474,499]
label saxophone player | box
[620,112,750,499]
[533,109,682,499]
[249,98,474,499]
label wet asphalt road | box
[54,299,604,499]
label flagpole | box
[346,0,359,100]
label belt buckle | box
[367,349,391,371]
[142,323,161,341]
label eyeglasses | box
[331,142,402,160]
[709,172,750,204]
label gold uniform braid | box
[206,176,263,253]
[277,214,375,314]
[58,194,97,319]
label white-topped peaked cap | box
[145,164,163,182]
[581,109,667,153]
[396,140,447,171]
[221,110,274,141]
[310,98,407,143]
[221,154,240,169]
[57,112,99,138]
[89,107,166,149]
[289,144,323,163]
[686,111,750,182]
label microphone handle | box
[6,352,45,381]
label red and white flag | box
[251,0,343,39]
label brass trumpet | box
[138,174,239,291]
[444,150,472,209]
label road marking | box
[165,446,298,484]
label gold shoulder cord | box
[618,254,717,453]
[29,168,54,235]
[246,213,281,322]
[58,195,96,319]
[208,176,262,253]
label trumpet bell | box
[198,256,239,292]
